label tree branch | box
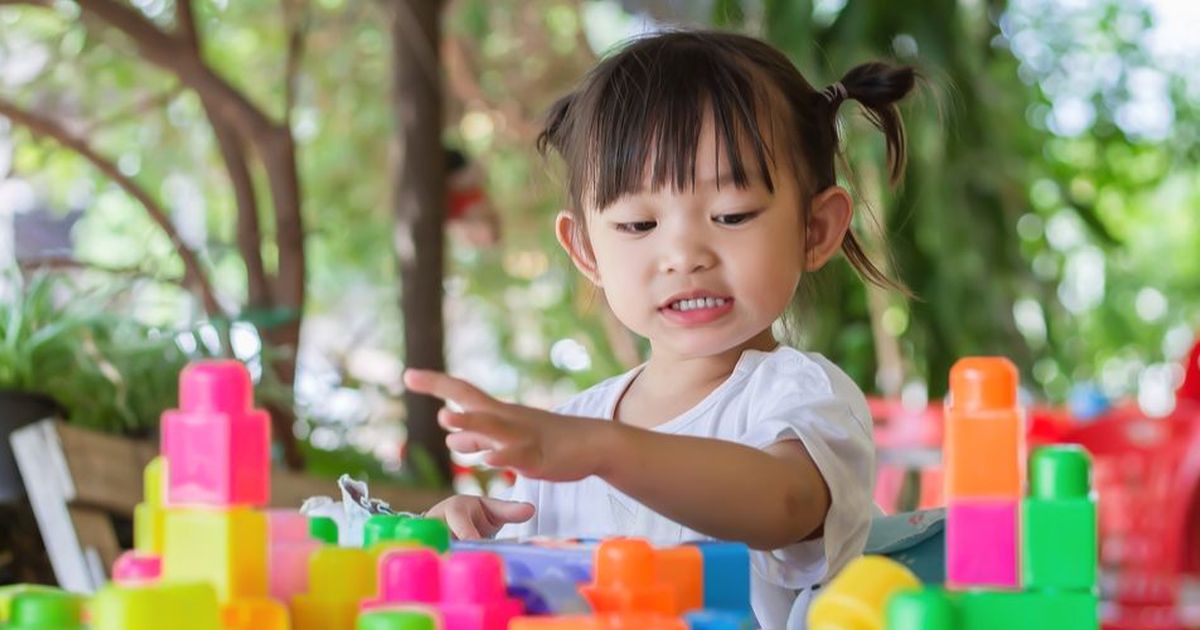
[0,98,223,316]
[18,255,192,291]
[443,35,540,140]
[282,0,309,122]
[176,0,200,53]
[80,84,184,135]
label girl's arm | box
[403,368,831,550]
[596,424,829,550]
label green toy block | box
[309,515,339,544]
[886,589,957,630]
[1023,445,1097,590]
[357,609,438,630]
[0,586,60,624]
[3,590,84,629]
[957,591,1098,630]
[363,515,449,553]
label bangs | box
[567,34,784,211]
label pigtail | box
[833,62,916,185]
[537,93,575,158]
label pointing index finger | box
[403,369,495,411]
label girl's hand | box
[403,369,616,482]
[423,495,534,540]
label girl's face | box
[557,117,846,361]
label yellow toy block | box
[290,595,360,630]
[222,597,290,630]
[308,546,376,600]
[162,507,268,601]
[134,457,167,554]
[809,555,921,630]
[90,581,220,630]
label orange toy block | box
[655,546,704,615]
[580,539,675,616]
[222,598,289,630]
[289,596,360,630]
[944,357,1024,500]
[162,507,268,601]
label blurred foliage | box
[1,0,1197,477]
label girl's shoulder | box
[549,370,635,418]
[743,346,871,425]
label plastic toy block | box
[510,616,687,630]
[683,610,755,629]
[133,456,166,554]
[309,547,377,601]
[956,590,1098,630]
[885,589,956,630]
[945,500,1019,588]
[90,581,220,630]
[367,548,442,607]
[580,539,675,616]
[268,510,321,601]
[4,590,84,629]
[162,507,268,601]
[655,545,703,614]
[311,516,339,544]
[221,598,289,630]
[808,555,920,630]
[365,515,451,553]
[688,542,750,615]
[509,618,602,630]
[357,609,440,630]
[438,552,525,629]
[112,551,162,585]
[1023,445,1097,590]
[0,586,61,623]
[161,360,270,506]
[944,357,1023,501]
[508,577,592,615]
[290,596,360,630]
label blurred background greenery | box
[0,0,1197,487]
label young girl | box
[404,29,915,629]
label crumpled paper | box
[299,474,418,546]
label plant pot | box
[0,391,64,504]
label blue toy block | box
[689,542,751,615]
[684,609,755,629]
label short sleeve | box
[737,354,875,590]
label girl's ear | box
[555,211,602,286]
[804,186,854,271]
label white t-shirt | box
[496,346,876,629]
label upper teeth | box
[671,297,727,311]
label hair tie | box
[822,82,848,105]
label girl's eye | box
[615,220,657,233]
[714,211,760,226]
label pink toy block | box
[266,509,320,600]
[161,361,270,506]
[267,510,311,542]
[112,551,162,585]
[364,549,522,630]
[946,500,1020,588]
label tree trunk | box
[391,0,451,485]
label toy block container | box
[357,609,441,629]
[3,590,84,630]
[133,456,166,554]
[945,500,1019,589]
[161,360,270,506]
[1022,445,1097,590]
[580,539,675,616]
[162,507,268,601]
[956,590,1098,630]
[90,582,221,630]
[808,555,920,630]
[944,357,1024,501]
[450,539,592,583]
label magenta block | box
[161,361,270,506]
[946,500,1020,588]
[439,552,523,630]
[269,540,318,601]
[267,510,310,542]
[112,551,162,585]
[363,550,523,629]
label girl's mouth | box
[659,297,734,325]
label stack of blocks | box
[53,359,756,630]
[885,357,1099,629]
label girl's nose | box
[658,238,716,274]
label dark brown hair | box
[536,29,914,292]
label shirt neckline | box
[603,345,784,434]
